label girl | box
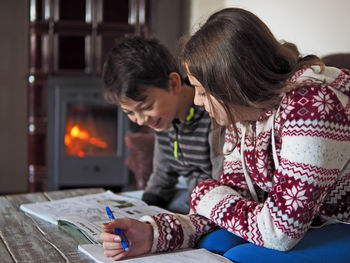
[100,8,350,262]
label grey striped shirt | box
[143,105,223,207]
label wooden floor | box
[0,188,105,263]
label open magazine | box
[19,190,167,243]
[20,190,231,263]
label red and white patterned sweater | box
[140,66,350,252]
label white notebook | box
[78,244,232,263]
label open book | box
[19,190,167,243]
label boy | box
[102,36,223,213]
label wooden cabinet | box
[28,0,149,192]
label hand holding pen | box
[100,212,154,261]
[105,206,130,251]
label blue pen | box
[105,206,130,251]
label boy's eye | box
[124,111,133,116]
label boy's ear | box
[168,72,182,95]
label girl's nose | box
[193,92,203,106]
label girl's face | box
[187,69,262,125]
[187,73,230,126]
[120,85,178,131]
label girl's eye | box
[141,104,153,111]
[124,111,134,116]
[198,92,206,97]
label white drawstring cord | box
[271,110,280,170]
[241,127,259,202]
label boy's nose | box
[136,113,149,126]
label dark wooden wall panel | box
[28,0,150,192]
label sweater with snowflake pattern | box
[140,66,350,252]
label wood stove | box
[48,76,129,190]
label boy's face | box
[120,86,179,131]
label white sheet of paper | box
[78,244,232,263]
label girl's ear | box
[168,72,182,95]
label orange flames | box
[65,124,107,157]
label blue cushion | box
[198,224,350,262]
[197,228,247,254]
[223,224,350,263]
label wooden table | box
[0,188,106,263]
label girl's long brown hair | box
[181,8,323,151]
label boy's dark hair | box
[102,36,180,105]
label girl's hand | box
[100,218,153,261]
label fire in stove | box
[65,124,108,157]
[48,76,129,190]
